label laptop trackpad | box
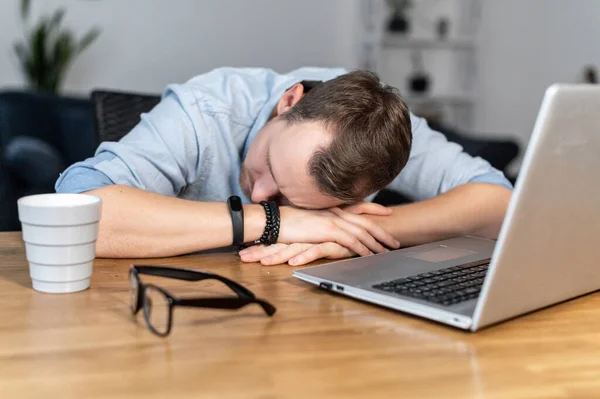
[404,246,477,263]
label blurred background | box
[0,0,598,230]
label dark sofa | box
[0,90,96,230]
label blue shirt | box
[55,67,512,202]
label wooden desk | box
[1,232,600,398]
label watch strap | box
[227,196,244,246]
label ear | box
[275,83,305,116]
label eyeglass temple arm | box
[133,265,256,299]
[175,297,276,317]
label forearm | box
[371,183,512,247]
[86,185,265,258]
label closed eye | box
[265,147,281,189]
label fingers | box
[239,244,287,263]
[332,217,388,254]
[342,202,393,216]
[260,243,313,266]
[289,242,355,266]
[329,225,373,257]
[330,207,400,250]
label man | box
[55,67,512,265]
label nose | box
[250,176,279,203]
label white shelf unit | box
[364,0,482,130]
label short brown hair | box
[281,70,412,202]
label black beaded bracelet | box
[258,201,280,245]
[267,201,280,244]
[239,201,280,250]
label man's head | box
[240,70,412,209]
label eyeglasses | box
[129,265,276,337]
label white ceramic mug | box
[17,193,103,294]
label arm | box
[86,185,268,258]
[369,182,511,247]
[88,185,398,258]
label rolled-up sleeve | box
[56,89,202,197]
[386,113,513,201]
[55,152,117,194]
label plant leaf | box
[77,27,101,54]
[14,3,101,93]
[30,19,51,90]
[48,8,66,34]
[48,32,74,92]
[21,0,31,21]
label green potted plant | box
[387,0,413,34]
[13,0,101,93]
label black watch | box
[227,196,244,246]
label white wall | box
[475,0,600,170]
[0,0,362,95]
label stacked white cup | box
[17,193,103,294]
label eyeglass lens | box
[143,285,171,336]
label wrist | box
[275,206,294,242]
[243,204,266,243]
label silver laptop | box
[293,84,600,331]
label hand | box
[239,242,356,266]
[277,203,400,257]
[340,202,393,216]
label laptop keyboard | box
[372,260,490,306]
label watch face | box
[229,196,242,211]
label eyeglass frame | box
[129,265,277,337]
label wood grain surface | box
[1,232,600,399]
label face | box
[240,118,344,209]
